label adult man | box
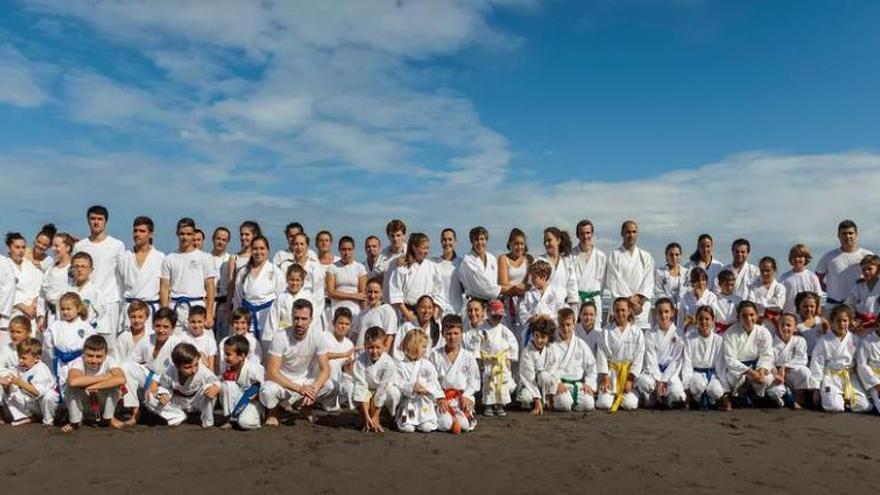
[816,220,873,306]
[159,218,216,332]
[117,216,164,329]
[571,219,607,323]
[718,238,760,299]
[604,220,655,329]
[74,205,125,337]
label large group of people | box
[0,205,878,433]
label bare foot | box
[61,423,79,433]
[220,423,233,430]
[11,417,32,427]
[110,417,127,429]
[265,416,279,427]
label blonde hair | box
[788,243,813,264]
[401,329,428,359]
[59,292,89,320]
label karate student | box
[27,224,56,273]
[362,235,383,279]
[39,232,74,330]
[0,338,58,426]
[575,300,603,357]
[219,308,263,367]
[193,229,205,251]
[654,242,685,308]
[377,219,407,303]
[394,295,441,361]
[43,292,96,393]
[160,217,216,334]
[816,220,873,308]
[0,251,15,335]
[394,329,444,433]
[498,228,532,335]
[779,244,823,314]
[595,297,646,412]
[571,219,608,325]
[62,335,125,432]
[539,227,579,309]
[809,305,871,413]
[718,239,761,300]
[856,318,880,413]
[604,220,655,330]
[476,300,519,416]
[274,233,326,332]
[714,270,741,334]
[517,315,557,415]
[845,254,880,336]
[260,299,334,425]
[118,216,164,334]
[273,222,318,271]
[680,306,727,410]
[7,233,42,325]
[748,257,786,331]
[353,277,397,350]
[218,335,264,430]
[210,227,232,339]
[430,315,479,433]
[768,313,812,409]
[115,300,151,361]
[70,252,108,334]
[326,236,367,320]
[233,236,284,343]
[677,268,720,332]
[118,308,183,427]
[639,298,686,408]
[549,308,597,412]
[685,234,724,291]
[458,226,502,302]
[264,264,313,351]
[722,301,775,407]
[183,306,217,371]
[517,260,565,346]
[146,342,221,428]
[795,291,827,357]
[0,317,34,405]
[388,233,444,324]
[226,221,262,299]
[353,326,400,433]
[324,308,356,411]
[432,228,464,317]
[73,205,125,341]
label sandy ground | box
[2,408,878,494]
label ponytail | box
[544,227,572,257]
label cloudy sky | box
[1,0,878,263]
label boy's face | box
[739,307,758,329]
[224,347,245,369]
[732,245,749,266]
[790,254,807,271]
[697,312,714,337]
[287,273,304,294]
[579,306,596,330]
[213,230,230,252]
[129,309,147,333]
[655,304,674,328]
[71,258,92,283]
[532,332,550,350]
[759,262,774,281]
[132,224,152,247]
[365,283,382,306]
[83,348,107,369]
[179,358,200,377]
[719,278,734,295]
[333,317,351,339]
[8,324,29,343]
[388,229,406,250]
[87,213,106,236]
[443,326,462,348]
[365,238,380,257]
[365,338,385,362]
[18,353,39,369]
[531,273,548,289]
[188,314,206,336]
[293,235,307,257]
[154,318,173,341]
[778,318,796,342]
[558,316,575,340]
[232,317,249,336]
[59,300,79,321]
[193,233,205,250]
[316,234,332,253]
[177,226,195,250]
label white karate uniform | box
[160,249,216,333]
[325,334,355,409]
[114,329,151,363]
[259,326,335,410]
[43,318,96,389]
[810,331,871,413]
[147,363,219,427]
[218,334,263,368]
[797,318,825,357]
[714,293,741,333]
[474,322,518,406]
[856,332,880,412]
[394,358,444,433]
[40,263,71,326]
[263,289,314,347]
[767,335,811,401]
[747,279,786,319]
[654,264,685,308]
[233,262,285,342]
[537,253,579,306]
[352,352,400,414]
[120,334,183,408]
[816,247,873,303]
[10,260,41,323]
[571,246,608,325]
[429,346,480,432]
[779,269,823,313]
[352,303,398,348]
[2,362,58,425]
[74,236,125,337]
[64,355,122,424]
[393,320,442,361]
[595,323,645,411]
[219,359,264,430]
[72,280,109,338]
[718,262,761,300]
[376,246,404,305]
[431,255,463,317]
[722,324,775,398]
[685,258,724,291]
[388,258,445,311]
[0,255,17,329]
[328,260,367,319]
[605,246,655,329]
[575,325,603,358]
[118,247,165,330]
[273,248,318,272]
[548,337,597,411]
[681,331,727,406]
[291,259,327,331]
[845,279,880,324]
[677,289,720,333]
[457,252,501,301]
[517,342,557,407]
[183,331,218,364]
[517,287,565,344]
[638,325,686,407]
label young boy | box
[549,308,597,412]
[146,342,220,428]
[478,300,519,417]
[767,313,812,409]
[115,300,152,362]
[70,252,109,339]
[0,316,31,389]
[856,317,880,412]
[575,301,603,358]
[638,299,686,408]
[714,270,741,334]
[63,335,125,432]
[218,335,264,430]
[811,305,871,413]
[184,306,217,372]
[517,260,564,345]
[681,306,728,410]
[218,308,263,367]
[352,326,400,433]
[846,254,880,336]
[429,314,479,432]
[324,308,356,411]
[1,338,58,426]
[353,277,397,350]
[159,217,217,334]
[517,316,557,415]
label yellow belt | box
[609,360,632,413]
[830,367,856,408]
[481,350,508,403]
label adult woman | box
[537,227,578,310]
[233,236,284,343]
[432,228,463,317]
[326,236,367,319]
[686,234,724,290]
[498,228,532,333]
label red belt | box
[715,322,732,334]
[858,313,879,326]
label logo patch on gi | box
[26,375,34,384]
[189,259,200,269]
[164,358,170,367]
[77,328,85,338]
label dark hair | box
[286,263,307,280]
[194,229,205,238]
[665,242,682,255]
[736,300,758,316]
[689,267,708,284]
[86,205,109,220]
[338,236,355,249]
[364,235,380,246]
[575,219,594,236]
[731,238,751,253]
[654,297,676,314]
[231,307,251,322]
[71,251,93,266]
[292,298,313,317]
[795,291,822,313]
[440,228,458,259]
[405,233,429,265]
[366,275,383,288]
[717,269,735,284]
[171,342,201,367]
[5,232,24,247]
[333,307,353,322]
[213,226,231,239]
[529,259,552,279]
[285,222,304,236]
[37,223,57,241]
[838,219,858,233]
[544,226,572,257]
[695,304,715,320]
[153,307,178,327]
[759,256,777,272]
[557,307,576,322]
[133,216,155,233]
[386,219,407,236]
[441,314,463,332]
[830,304,853,324]
[83,334,108,353]
[689,234,713,264]
[469,226,489,245]
[8,315,32,332]
[364,326,386,343]
[294,232,310,246]
[506,228,528,253]
[247,235,270,268]
[224,335,250,356]
[188,306,207,319]
[176,217,196,233]
[240,221,262,239]
[578,300,597,313]
[529,315,557,341]
[612,297,635,323]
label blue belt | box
[659,363,669,373]
[230,382,261,420]
[53,348,83,401]
[826,298,844,305]
[741,359,758,369]
[142,369,157,400]
[125,297,161,317]
[242,299,274,341]
[172,296,204,314]
[693,367,715,410]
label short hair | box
[364,235,380,246]
[401,329,428,356]
[364,326,386,343]
[758,256,777,272]
[153,307,178,327]
[468,226,489,244]
[333,307,353,322]
[860,254,880,269]
[575,219,594,235]
[5,232,24,247]
[188,306,207,319]
[386,219,407,236]
[127,299,150,316]
[654,297,676,314]
[17,337,42,358]
[838,220,858,233]
[338,235,355,249]
[83,335,108,353]
[171,342,201,367]
[731,238,751,253]
[71,251,93,266]
[695,305,715,320]
[689,267,708,284]
[133,216,155,232]
[788,243,813,264]
[717,269,736,284]
[557,307,576,322]
[529,315,556,341]
[285,222,304,235]
[795,291,822,313]
[620,220,638,235]
[736,300,758,316]
[529,259,552,280]
[286,263,307,279]
[231,307,250,322]
[441,314,463,333]
[830,304,853,324]
[213,226,231,238]
[8,315,32,332]
[316,230,332,242]
[176,217,196,233]
[224,335,250,356]
[294,232,310,246]
[780,312,798,326]
[86,205,109,220]
[292,298,313,317]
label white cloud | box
[0,44,50,107]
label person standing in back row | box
[817,220,873,309]
[74,205,125,339]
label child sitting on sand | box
[353,327,399,433]
[430,315,479,432]
[62,335,125,432]
[548,308,596,412]
[681,306,727,410]
[394,330,444,433]
[517,315,557,415]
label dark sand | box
[2,409,878,494]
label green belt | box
[561,377,580,404]
[579,290,601,303]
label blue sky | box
[0,0,878,262]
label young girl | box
[779,244,823,314]
[549,308,597,412]
[714,270,742,334]
[810,305,871,413]
[8,233,42,325]
[430,314,479,433]
[264,263,313,351]
[517,315,557,415]
[39,232,74,331]
[575,300,603,358]
[595,298,646,412]
[769,313,812,409]
[227,221,262,304]
[639,298,686,408]
[795,291,827,357]
[462,298,486,351]
[42,292,96,394]
[681,306,727,410]
[394,330,444,433]
[747,257,786,331]
[388,233,443,324]
[685,234,724,291]
[856,319,880,413]
[722,301,775,406]
[353,326,399,433]
[538,227,578,310]
[677,268,720,332]
[432,228,464,317]
[478,300,519,416]
[498,228,532,335]
[394,295,441,361]
[233,236,284,343]
[517,260,565,345]
[654,242,685,308]
[353,277,397,350]
[845,254,880,337]
[326,236,367,320]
